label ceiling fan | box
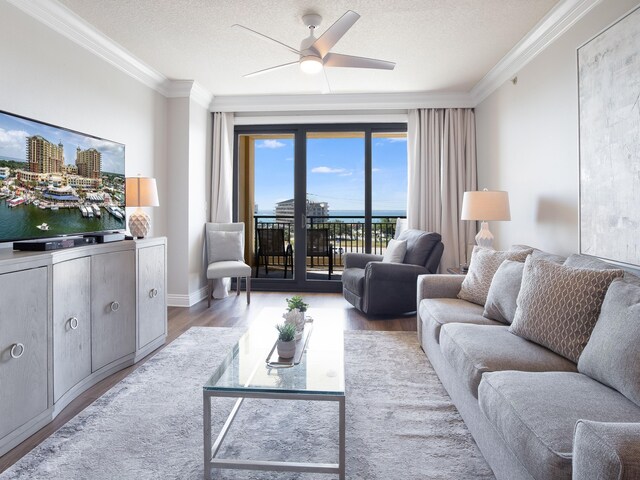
[232,10,396,80]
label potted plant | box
[286,296,309,313]
[276,323,297,359]
[283,296,309,340]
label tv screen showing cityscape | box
[0,110,126,243]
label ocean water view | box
[256,210,406,223]
[0,199,125,242]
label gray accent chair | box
[205,222,251,306]
[342,229,443,315]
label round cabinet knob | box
[149,288,159,298]
[10,343,25,359]
[69,317,79,330]
[110,301,120,312]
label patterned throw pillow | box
[458,246,532,306]
[510,257,624,363]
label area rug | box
[1,327,494,479]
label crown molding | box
[211,91,473,112]
[6,0,171,95]
[470,0,602,105]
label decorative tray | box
[265,321,314,368]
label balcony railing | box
[252,215,404,278]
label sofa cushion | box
[396,229,441,267]
[510,256,623,362]
[478,371,640,480]
[458,246,532,306]
[419,298,501,343]
[511,244,567,264]
[579,278,640,407]
[483,260,524,324]
[563,253,618,270]
[342,267,365,295]
[440,324,577,397]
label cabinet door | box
[137,244,167,349]
[91,251,135,371]
[0,267,48,440]
[53,257,91,402]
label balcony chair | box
[255,227,293,278]
[306,228,333,280]
[205,222,251,306]
[342,229,443,315]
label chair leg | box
[207,279,212,308]
[237,277,241,295]
[246,276,251,304]
[255,252,261,278]
[283,254,288,278]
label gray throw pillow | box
[510,257,624,363]
[382,239,407,263]
[578,279,640,407]
[207,230,243,263]
[564,253,618,270]
[458,246,532,306]
[483,260,525,324]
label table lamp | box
[461,189,510,249]
[125,176,159,238]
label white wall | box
[0,2,215,305]
[476,0,639,255]
[0,1,168,237]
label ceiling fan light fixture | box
[300,55,323,74]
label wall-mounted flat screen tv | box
[0,110,126,243]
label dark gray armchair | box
[342,229,444,315]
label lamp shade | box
[125,177,159,208]
[461,190,510,221]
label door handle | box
[301,213,306,229]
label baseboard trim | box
[167,285,208,307]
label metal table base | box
[203,390,346,480]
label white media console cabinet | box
[0,237,167,456]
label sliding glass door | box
[235,124,407,292]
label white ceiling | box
[57,0,559,97]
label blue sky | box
[253,134,407,213]
[0,111,125,174]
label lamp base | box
[475,221,494,249]
[128,208,151,238]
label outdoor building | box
[26,135,64,174]
[75,147,102,179]
[0,166,9,179]
[275,198,329,223]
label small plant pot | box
[277,339,296,359]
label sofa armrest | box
[344,253,383,269]
[365,261,428,282]
[573,420,640,480]
[416,274,464,304]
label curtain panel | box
[209,112,234,298]
[407,108,477,271]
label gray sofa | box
[417,249,640,480]
[342,229,443,315]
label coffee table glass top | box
[204,307,345,396]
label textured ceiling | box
[58,0,559,96]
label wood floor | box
[0,292,416,473]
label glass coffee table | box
[203,307,345,480]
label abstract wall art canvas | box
[578,6,640,266]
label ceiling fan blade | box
[232,24,300,56]
[243,61,299,78]
[323,52,395,70]
[321,67,332,94]
[311,10,360,58]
